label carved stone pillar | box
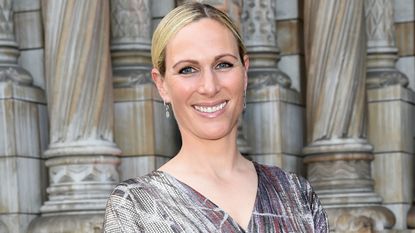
[28,1,120,232]
[0,0,46,232]
[303,0,395,231]
[365,0,414,229]
[111,0,179,179]
[242,0,304,172]
[365,0,408,88]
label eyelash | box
[216,62,233,70]
[179,66,196,74]
[178,62,234,75]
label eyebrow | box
[172,53,239,69]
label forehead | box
[165,18,239,63]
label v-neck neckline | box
[153,161,261,232]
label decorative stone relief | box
[0,68,31,84]
[0,0,32,85]
[0,0,14,41]
[365,0,395,48]
[111,0,152,87]
[328,207,395,232]
[48,157,119,185]
[247,71,290,90]
[365,0,408,88]
[111,0,151,44]
[242,0,290,88]
[308,159,371,182]
[242,0,276,47]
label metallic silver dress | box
[103,162,329,232]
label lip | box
[192,100,228,117]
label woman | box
[103,3,328,233]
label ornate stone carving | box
[48,157,119,185]
[328,207,395,232]
[242,0,290,88]
[307,159,371,182]
[110,0,151,44]
[364,0,408,88]
[42,156,119,213]
[365,0,395,48]
[113,70,152,87]
[110,0,152,87]
[246,70,290,89]
[0,0,32,85]
[0,68,31,84]
[241,0,276,48]
[0,0,14,41]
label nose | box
[197,69,220,96]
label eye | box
[179,66,197,75]
[215,62,234,70]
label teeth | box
[194,102,227,113]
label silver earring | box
[243,89,247,109]
[164,101,170,118]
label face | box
[152,18,249,141]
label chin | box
[195,123,237,140]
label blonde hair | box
[151,2,247,76]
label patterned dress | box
[103,162,329,232]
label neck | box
[174,127,245,177]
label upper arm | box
[103,187,142,233]
[305,179,329,233]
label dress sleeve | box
[103,186,142,233]
[306,180,329,233]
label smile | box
[193,101,227,113]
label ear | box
[242,55,250,90]
[151,68,171,103]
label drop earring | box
[164,101,170,118]
[243,89,247,109]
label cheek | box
[166,80,194,103]
[223,76,245,94]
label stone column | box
[0,0,46,232]
[365,0,408,88]
[365,0,414,229]
[111,0,179,179]
[242,0,304,172]
[28,1,120,232]
[303,0,395,231]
